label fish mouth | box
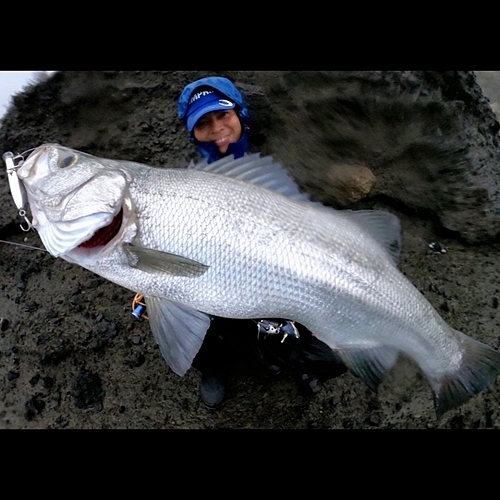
[78,208,123,249]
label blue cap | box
[186,89,236,131]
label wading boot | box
[199,372,227,409]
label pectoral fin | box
[145,296,212,376]
[124,245,209,277]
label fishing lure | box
[3,150,34,231]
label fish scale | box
[12,143,500,415]
[126,167,312,313]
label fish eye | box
[60,154,78,168]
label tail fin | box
[431,329,500,416]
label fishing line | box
[0,239,47,252]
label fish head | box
[17,143,137,259]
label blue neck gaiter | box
[194,127,250,165]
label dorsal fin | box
[339,210,402,265]
[188,153,312,202]
[188,154,402,265]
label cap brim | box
[187,102,236,131]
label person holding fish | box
[172,75,347,408]
[13,82,500,416]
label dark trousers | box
[192,316,347,380]
[192,317,261,375]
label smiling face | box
[193,109,242,154]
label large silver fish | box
[12,143,500,415]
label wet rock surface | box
[1,70,500,429]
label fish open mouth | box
[78,208,123,249]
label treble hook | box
[18,208,33,231]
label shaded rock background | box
[0,70,500,429]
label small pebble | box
[7,371,20,381]
[428,242,446,254]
